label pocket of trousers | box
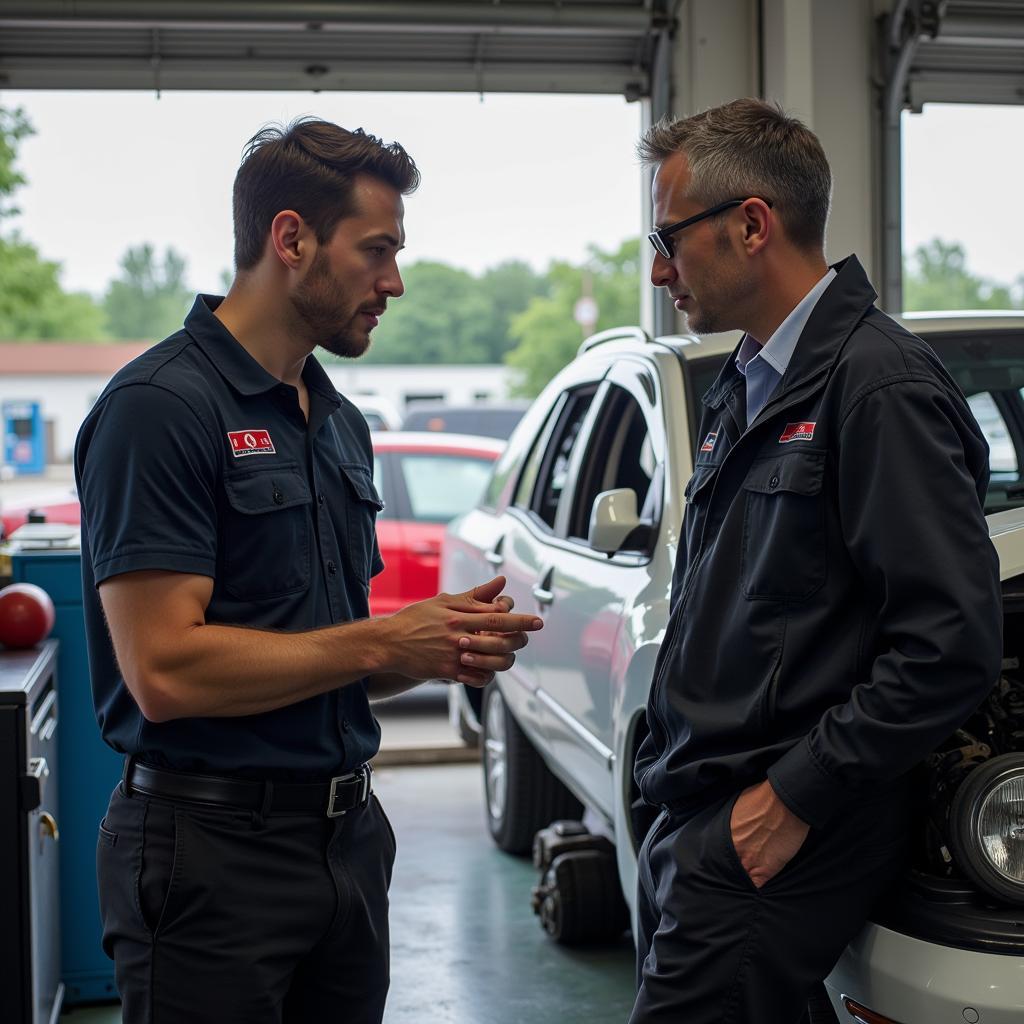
[719,792,761,894]
[138,799,184,935]
[372,794,397,860]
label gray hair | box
[638,98,831,253]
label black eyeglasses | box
[647,197,773,259]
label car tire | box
[481,682,583,854]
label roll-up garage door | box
[0,1,673,97]
[898,0,1024,109]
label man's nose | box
[650,250,676,289]
[381,265,405,299]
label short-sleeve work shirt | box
[75,295,385,780]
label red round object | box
[0,583,56,649]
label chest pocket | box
[682,463,719,556]
[221,465,312,601]
[741,452,826,601]
[339,462,385,585]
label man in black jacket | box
[630,99,1001,1023]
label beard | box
[685,229,753,336]
[291,250,371,359]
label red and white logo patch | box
[779,421,816,444]
[227,429,276,457]
[700,431,718,453]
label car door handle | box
[532,567,555,606]
[485,535,505,567]
[410,542,440,557]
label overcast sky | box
[2,90,1021,300]
[6,89,643,296]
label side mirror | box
[588,488,641,554]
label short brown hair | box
[233,117,420,270]
[638,99,831,252]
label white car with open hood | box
[442,313,1024,1023]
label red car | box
[369,432,504,616]
[0,488,80,540]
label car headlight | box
[948,753,1024,904]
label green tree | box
[361,260,496,365]
[0,236,107,339]
[903,238,1021,312]
[103,243,193,340]
[475,260,550,362]
[319,258,548,366]
[0,106,107,341]
[506,239,642,396]
[0,107,31,221]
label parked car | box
[368,432,504,618]
[352,395,402,432]
[441,314,1024,1023]
[400,401,531,440]
[0,488,80,540]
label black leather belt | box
[125,760,373,818]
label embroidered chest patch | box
[700,431,718,453]
[779,421,816,444]
[227,429,276,457]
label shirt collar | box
[734,267,837,378]
[185,294,339,408]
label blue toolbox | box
[12,548,121,1005]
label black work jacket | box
[636,256,1002,828]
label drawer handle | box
[40,812,59,843]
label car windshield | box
[686,328,1024,514]
[398,453,497,522]
[928,331,1024,513]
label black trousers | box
[97,781,396,1023]
[629,782,911,1024]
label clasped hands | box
[384,575,543,689]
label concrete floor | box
[61,762,636,1023]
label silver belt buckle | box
[326,764,372,818]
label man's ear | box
[269,210,311,271]
[739,198,772,257]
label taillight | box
[842,997,905,1024]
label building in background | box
[0,343,517,468]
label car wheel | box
[481,682,583,854]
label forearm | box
[103,571,539,723]
[138,617,392,721]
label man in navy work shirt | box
[75,118,543,1024]
[629,99,1002,1023]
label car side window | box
[513,391,572,512]
[521,387,597,531]
[510,394,566,512]
[568,385,657,546]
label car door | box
[496,372,604,747]
[527,360,666,818]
